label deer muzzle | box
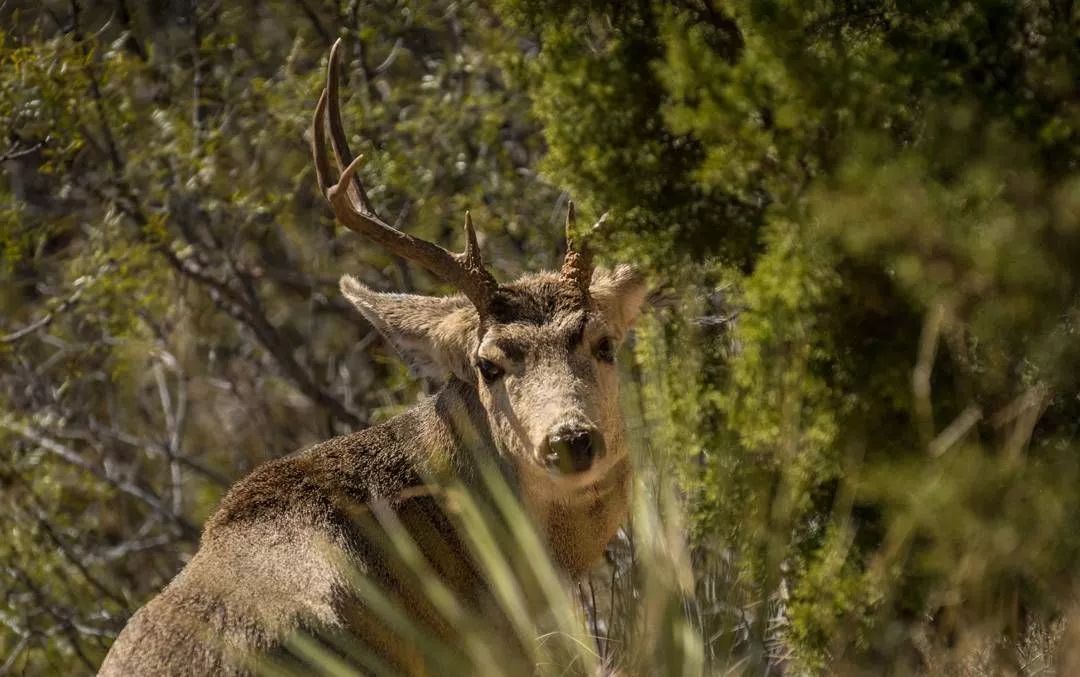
[543,425,606,475]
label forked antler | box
[312,39,499,312]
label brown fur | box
[99,267,647,676]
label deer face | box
[340,265,646,484]
[313,38,647,491]
[474,267,646,482]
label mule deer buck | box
[100,40,647,676]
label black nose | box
[545,427,604,474]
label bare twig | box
[292,0,331,45]
[992,384,1051,462]
[11,566,97,672]
[1,262,116,344]
[65,420,230,488]
[16,488,130,610]
[0,141,45,163]
[0,633,31,674]
[927,405,983,457]
[373,38,403,75]
[912,300,947,445]
[153,357,188,516]
[0,416,198,539]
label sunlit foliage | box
[500,0,1080,671]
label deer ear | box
[340,275,478,382]
[590,264,648,333]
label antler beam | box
[312,39,499,313]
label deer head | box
[312,40,647,491]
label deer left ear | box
[590,264,648,333]
[340,275,478,382]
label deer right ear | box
[340,275,478,383]
[590,264,648,334]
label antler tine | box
[325,39,375,216]
[311,88,333,196]
[561,200,595,298]
[312,39,498,313]
[463,211,483,269]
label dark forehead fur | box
[486,271,587,326]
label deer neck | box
[421,377,514,487]
[515,452,632,577]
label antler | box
[560,201,601,298]
[312,39,499,313]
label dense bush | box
[499,0,1080,671]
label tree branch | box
[1,262,115,344]
[0,416,199,539]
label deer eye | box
[477,358,505,383]
[593,337,616,363]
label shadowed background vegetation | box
[2,0,1079,674]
